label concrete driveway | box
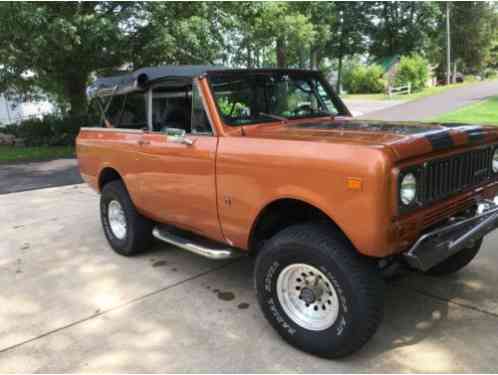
[2,184,498,372]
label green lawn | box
[0,145,75,164]
[342,79,489,102]
[433,96,498,125]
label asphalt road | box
[0,158,82,194]
[361,80,498,121]
[343,98,406,117]
[2,184,498,371]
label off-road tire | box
[100,180,153,256]
[255,223,384,358]
[425,239,482,276]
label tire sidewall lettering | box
[265,261,279,292]
[267,297,296,336]
[101,198,113,239]
[320,265,349,313]
[264,261,296,336]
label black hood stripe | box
[466,128,486,143]
[417,123,486,144]
[292,121,487,150]
[424,130,454,150]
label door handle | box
[182,137,194,146]
[137,139,150,146]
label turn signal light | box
[347,178,363,191]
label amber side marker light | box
[347,177,363,191]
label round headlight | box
[400,173,417,205]
[492,149,498,173]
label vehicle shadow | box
[184,253,497,371]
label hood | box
[242,118,498,161]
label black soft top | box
[87,65,223,98]
[87,65,327,99]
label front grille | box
[419,146,495,205]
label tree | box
[225,2,316,68]
[327,2,373,92]
[446,2,497,75]
[368,2,440,59]
[293,2,335,70]
[0,2,144,115]
[129,2,229,68]
[215,2,272,68]
[0,2,230,115]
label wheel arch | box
[248,197,354,255]
[98,166,123,192]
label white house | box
[0,93,54,126]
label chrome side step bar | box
[152,226,241,260]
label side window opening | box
[120,93,147,129]
[151,86,192,133]
[104,92,147,130]
[87,98,105,127]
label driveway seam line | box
[0,259,241,355]
[404,285,498,319]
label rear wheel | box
[255,223,384,358]
[424,239,482,276]
[100,180,153,256]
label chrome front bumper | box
[404,200,498,271]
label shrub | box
[483,69,497,79]
[342,64,386,94]
[464,75,480,83]
[394,54,430,91]
[0,114,83,146]
[1,124,19,136]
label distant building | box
[376,54,401,87]
[0,94,21,125]
[0,93,54,126]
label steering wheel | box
[292,104,314,116]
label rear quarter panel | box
[76,128,144,206]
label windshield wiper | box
[258,112,287,123]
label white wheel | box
[276,263,340,331]
[107,200,127,240]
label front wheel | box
[255,223,384,358]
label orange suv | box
[77,66,498,358]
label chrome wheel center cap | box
[300,287,316,304]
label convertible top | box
[87,65,223,98]
[86,65,327,99]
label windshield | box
[209,72,341,126]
